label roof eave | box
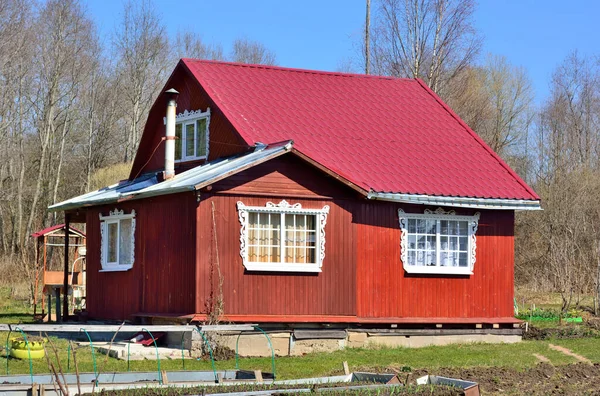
[48,141,294,213]
[367,192,542,211]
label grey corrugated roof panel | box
[49,141,293,212]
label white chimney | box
[164,88,179,180]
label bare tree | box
[230,38,277,65]
[516,52,600,313]
[113,0,170,162]
[26,0,96,237]
[369,0,481,97]
[174,30,224,61]
[448,55,534,157]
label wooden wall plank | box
[86,193,197,320]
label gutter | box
[367,192,542,211]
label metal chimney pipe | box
[164,88,179,180]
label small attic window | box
[173,108,210,162]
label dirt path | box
[549,343,592,363]
[533,353,551,363]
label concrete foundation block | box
[366,334,522,348]
[347,331,368,348]
[290,338,344,356]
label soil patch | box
[523,325,600,340]
[405,363,600,395]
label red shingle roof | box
[182,59,539,201]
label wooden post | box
[47,292,52,323]
[365,0,371,75]
[55,287,61,323]
[62,214,70,321]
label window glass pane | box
[459,236,468,251]
[407,251,416,266]
[459,221,468,234]
[408,219,416,233]
[271,246,281,262]
[175,123,182,161]
[459,252,468,267]
[248,245,258,262]
[284,247,294,263]
[408,235,416,249]
[284,215,295,247]
[247,211,281,263]
[440,220,448,234]
[119,219,132,265]
[196,118,207,157]
[306,248,316,263]
[450,236,458,250]
[107,223,118,263]
[185,123,195,157]
[416,219,426,233]
[440,236,448,250]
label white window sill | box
[244,263,322,273]
[100,266,133,272]
[404,266,473,275]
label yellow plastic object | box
[10,337,47,359]
[10,347,45,360]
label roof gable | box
[181,59,539,201]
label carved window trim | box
[398,207,480,275]
[99,209,136,272]
[236,200,330,273]
[166,108,211,163]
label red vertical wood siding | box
[85,193,197,320]
[354,202,515,319]
[195,194,357,317]
[129,64,249,179]
[195,155,515,321]
[195,156,358,317]
[88,151,516,322]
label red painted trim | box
[191,314,521,325]
[415,78,540,201]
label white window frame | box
[236,200,330,273]
[99,209,136,272]
[398,208,480,275]
[168,108,210,162]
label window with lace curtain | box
[236,200,329,272]
[398,208,479,275]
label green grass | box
[0,287,35,325]
[0,337,598,380]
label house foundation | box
[189,328,522,357]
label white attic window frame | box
[236,200,330,273]
[99,209,136,272]
[398,208,480,275]
[164,108,211,162]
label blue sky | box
[85,0,598,104]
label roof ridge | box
[415,79,540,201]
[181,58,417,82]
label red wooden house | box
[51,59,540,326]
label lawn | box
[1,287,599,392]
[0,287,36,325]
[0,335,598,380]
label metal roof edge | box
[367,192,542,211]
[48,142,294,213]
